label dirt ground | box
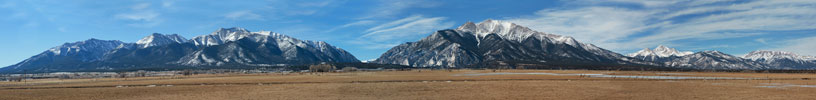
[1,69,815,100]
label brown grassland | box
[1,69,815,100]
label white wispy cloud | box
[131,3,150,10]
[115,11,162,27]
[115,11,159,21]
[115,3,162,27]
[631,1,816,48]
[600,0,681,7]
[224,10,262,20]
[263,0,343,16]
[325,20,376,32]
[754,38,768,44]
[364,15,423,33]
[161,1,174,8]
[6,12,28,20]
[355,15,454,49]
[57,27,67,32]
[772,36,816,56]
[505,0,816,52]
[23,21,38,27]
[362,15,453,42]
[358,0,440,19]
[297,0,334,7]
[685,0,735,6]
[506,7,661,50]
[340,20,377,28]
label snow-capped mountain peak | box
[628,45,692,57]
[456,19,559,41]
[455,19,604,51]
[628,48,655,57]
[48,39,124,55]
[212,27,253,41]
[136,33,187,48]
[191,27,267,46]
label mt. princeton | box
[373,20,656,69]
[0,27,359,73]
[373,20,816,70]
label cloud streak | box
[131,3,150,10]
[115,11,158,21]
[362,15,453,41]
[357,0,440,19]
[355,15,454,49]
[114,3,163,27]
[772,36,816,56]
[224,10,262,20]
[325,20,376,32]
[505,0,816,53]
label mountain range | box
[743,50,816,69]
[0,27,359,73]
[3,20,815,73]
[629,45,816,70]
[373,20,655,69]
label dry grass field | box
[1,69,815,100]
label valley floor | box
[1,70,815,100]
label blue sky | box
[1,0,815,67]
